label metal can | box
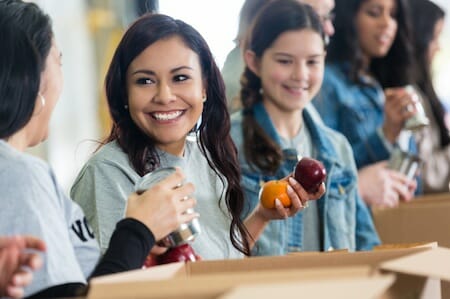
[135,167,201,247]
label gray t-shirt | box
[280,122,320,252]
[71,139,243,260]
[0,140,100,297]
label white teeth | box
[152,111,182,120]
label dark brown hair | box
[104,13,251,255]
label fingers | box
[274,199,288,219]
[288,177,309,207]
[6,285,24,299]
[22,236,46,252]
[19,252,43,271]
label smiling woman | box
[70,12,307,263]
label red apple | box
[157,244,198,265]
[294,157,326,193]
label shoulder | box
[72,141,138,187]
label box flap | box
[380,247,450,281]
[91,262,187,284]
[88,266,373,299]
[219,275,396,299]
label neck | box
[157,140,186,157]
[5,130,29,152]
[263,101,303,140]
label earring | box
[124,104,128,110]
[202,96,207,102]
[38,93,46,108]
[259,88,264,95]
[32,93,46,116]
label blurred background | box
[28,0,450,192]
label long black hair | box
[104,13,251,255]
[0,0,52,139]
[327,0,416,87]
[410,0,449,147]
[240,0,324,173]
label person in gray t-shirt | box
[0,2,197,297]
[72,13,318,262]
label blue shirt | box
[314,63,422,193]
[230,103,380,256]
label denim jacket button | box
[338,184,346,195]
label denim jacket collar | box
[252,102,341,167]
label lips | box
[283,84,308,95]
[375,33,393,46]
[150,110,184,121]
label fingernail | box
[287,185,294,193]
[275,198,282,206]
[288,177,296,184]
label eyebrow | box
[131,66,194,76]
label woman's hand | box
[0,236,46,299]
[125,167,199,242]
[255,175,326,221]
[383,86,420,143]
[358,161,417,208]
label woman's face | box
[248,29,325,113]
[355,0,398,60]
[30,40,63,146]
[126,36,205,156]
[428,18,445,64]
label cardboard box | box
[372,195,450,299]
[219,275,396,299]
[372,193,450,248]
[88,246,450,299]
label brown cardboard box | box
[372,195,450,298]
[219,275,396,299]
[88,246,450,299]
[372,193,450,247]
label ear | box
[244,49,260,77]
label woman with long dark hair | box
[410,0,450,193]
[0,0,197,297]
[314,0,419,208]
[71,13,305,260]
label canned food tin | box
[135,167,201,247]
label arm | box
[71,161,136,253]
[416,124,450,192]
[29,169,198,298]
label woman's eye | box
[174,74,189,82]
[366,8,381,17]
[277,59,292,65]
[308,59,321,66]
[136,78,153,85]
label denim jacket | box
[314,63,421,193]
[230,103,380,256]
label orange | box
[259,180,291,209]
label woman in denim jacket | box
[230,0,380,256]
[314,0,419,208]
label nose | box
[154,80,175,104]
[323,20,335,38]
[291,62,308,81]
[380,13,395,29]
